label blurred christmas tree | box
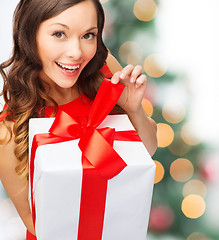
[102,0,219,239]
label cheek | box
[38,43,59,66]
[83,43,97,61]
[37,35,58,62]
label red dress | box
[0,65,113,240]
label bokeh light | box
[144,54,167,78]
[181,122,201,146]
[183,180,207,198]
[162,101,186,124]
[181,194,206,219]
[168,132,191,156]
[119,41,143,65]
[200,156,219,182]
[149,205,175,232]
[133,0,157,22]
[142,98,153,117]
[187,232,212,240]
[153,160,165,184]
[157,123,174,148]
[170,158,194,182]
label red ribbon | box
[30,79,141,239]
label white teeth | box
[56,62,80,71]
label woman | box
[0,0,157,239]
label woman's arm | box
[125,108,157,156]
[106,54,157,156]
[0,121,36,235]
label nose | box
[66,38,82,60]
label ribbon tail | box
[30,136,38,227]
[77,156,107,240]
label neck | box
[51,87,80,106]
[43,83,80,106]
[39,74,81,106]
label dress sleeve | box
[26,230,37,240]
[100,64,113,79]
[0,104,8,122]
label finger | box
[111,71,121,84]
[119,64,134,80]
[130,65,143,83]
[135,74,147,88]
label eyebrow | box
[49,23,98,32]
[49,23,70,29]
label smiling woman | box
[0,0,157,239]
[36,2,99,99]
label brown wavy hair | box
[0,0,108,180]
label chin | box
[58,81,77,89]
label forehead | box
[41,1,97,29]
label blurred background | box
[1,0,219,239]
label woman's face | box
[36,0,98,90]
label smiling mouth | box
[56,62,80,73]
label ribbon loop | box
[49,110,80,139]
[87,80,125,128]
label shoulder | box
[106,53,123,74]
[100,53,123,79]
[99,54,124,80]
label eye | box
[82,32,97,40]
[52,31,65,39]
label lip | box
[56,62,82,78]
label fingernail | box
[130,77,135,83]
[111,78,117,84]
[120,73,125,79]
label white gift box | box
[29,114,156,240]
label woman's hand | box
[111,64,147,115]
[106,55,157,156]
